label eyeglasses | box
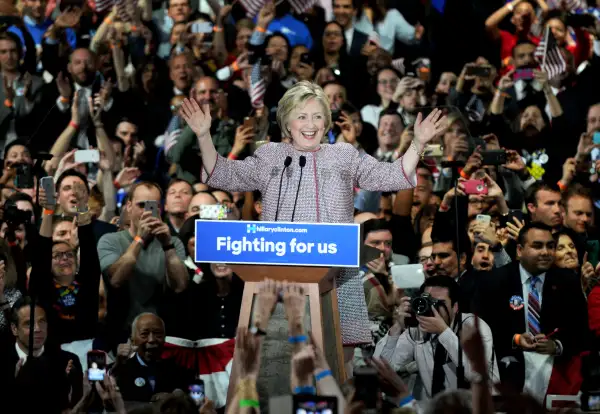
[378,79,398,87]
[52,251,75,260]
[418,256,434,264]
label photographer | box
[373,276,499,400]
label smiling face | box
[287,98,327,151]
[210,263,233,278]
[518,228,556,275]
[555,233,579,269]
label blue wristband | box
[293,385,316,395]
[288,335,307,344]
[398,395,415,408]
[314,369,332,381]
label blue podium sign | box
[194,220,361,268]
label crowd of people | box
[0,0,599,412]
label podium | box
[193,220,378,404]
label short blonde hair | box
[276,81,332,139]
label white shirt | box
[344,26,354,54]
[374,313,500,400]
[354,9,416,54]
[519,264,545,322]
[15,342,44,362]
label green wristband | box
[239,399,260,408]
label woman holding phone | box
[179,81,447,355]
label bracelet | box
[557,180,567,192]
[293,386,316,395]
[43,208,55,216]
[288,334,307,344]
[514,334,521,347]
[231,61,240,72]
[410,139,425,158]
[59,96,70,104]
[4,99,12,108]
[399,395,417,408]
[314,369,332,381]
[459,168,470,180]
[69,120,79,129]
[256,26,267,33]
[239,399,260,408]
[228,153,238,160]
[213,26,223,33]
[134,236,145,247]
[163,243,175,252]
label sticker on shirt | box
[135,377,146,387]
[15,86,25,97]
[509,295,524,310]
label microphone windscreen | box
[284,156,292,167]
[299,155,306,167]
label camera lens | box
[411,297,429,315]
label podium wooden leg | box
[226,282,344,406]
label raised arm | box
[485,0,521,41]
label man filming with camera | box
[373,276,499,400]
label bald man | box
[113,313,194,403]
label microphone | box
[274,156,292,221]
[291,155,306,222]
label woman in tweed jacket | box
[179,81,447,348]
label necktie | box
[528,276,541,336]
[431,339,447,396]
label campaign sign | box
[195,220,361,268]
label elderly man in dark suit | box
[0,296,83,413]
[474,222,589,395]
[112,312,194,403]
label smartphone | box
[199,204,229,220]
[75,149,100,164]
[14,163,33,189]
[300,52,312,66]
[144,200,159,218]
[466,65,491,78]
[593,132,600,145]
[189,380,205,406]
[390,264,425,289]
[476,214,491,224]
[40,176,56,206]
[292,394,338,414]
[424,144,443,158]
[87,350,107,381]
[500,209,524,228]
[566,13,596,29]
[463,179,488,195]
[243,116,256,132]
[514,68,535,81]
[581,393,600,411]
[246,42,263,65]
[191,21,213,34]
[353,366,379,410]
[480,149,507,166]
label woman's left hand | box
[414,108,448,146]
[335,111,356,144]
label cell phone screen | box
[189,381,205,405]
[353,367,379,409]
[292,395,338,414]
[87,351,107,381]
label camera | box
[13,163,33,189]
[405,293,445,327]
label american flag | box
[250,61,266,109]
[238,0,266,18]
[534,26,567,80]
[546,0,587,10]
[163,115,182,154]
[94,0,114,13]
[94,0,131,21]
[287,0,317,14]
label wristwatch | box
[162,243,175,252]
[470,372,486,385]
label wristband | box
[110,42,122,50]
[459,169,470,179]
[231,61,240,72]
[113,180,121,190]
[4,99,12,108]
[69,120,79,130]
[228,153,238,160]
[514,334,521,347]
[314,369,332,381]
[399,395,416,408]
[239,399,260,408]
[134,236,144,247]
[43,208,55,216]
[104,17,113,24]
[256,26,267,33]
[130,25,138,32]
[439,203,450,212]
[293,386,316,395]
[213,25,223,33]
[288,334,307,344]
[557,180,567,192]
[163,243,175,252]
[8,241,17,247]
[59,96,70,104]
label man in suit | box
[112,312,194,403]
[332,0,369,57]
[474,222,589,394]
[0,296,83,413]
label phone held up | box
[292,394,337,414]
[189,379,205,406]
[87,350,108,382]
[353,366,379,413]
[463,179,488,195]
[144,200,159,218]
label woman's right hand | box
[70,90,79,124]
[179,98,211,140]
[335,112,357,144]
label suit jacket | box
[348,28,369,57]
[473,262,589,391]
[114,354,195,403]
[0,343,83,413]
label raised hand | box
[292,345,316,382]
[68,215,79,249]
[257,1,275,28]
[115,167,140,188]
[414,108,448,145]
[179,98,212,139]
[282,283,306,335]
[231,125,254,157]
[335,111,357,144]
[253,279,279,331]
[235,327,262,378]
[55,6,82,29]
[56,71,72,100]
